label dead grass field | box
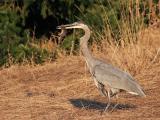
[0,28,160,120]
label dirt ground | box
[0,56,160,120]
[0,28,160,120]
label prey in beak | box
[57,22,82,30]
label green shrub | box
[0,3,49,66]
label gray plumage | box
[57,22,146,110]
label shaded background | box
[0,0,159,66]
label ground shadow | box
[69,98,136,111]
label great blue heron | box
[57,22,146,110]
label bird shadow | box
[69,98,136,111]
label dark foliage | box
[0,0,159,66]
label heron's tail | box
[128,84,146,97]
[137,88,146,97]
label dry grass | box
[0,27,160,120]
[93,28,160,75]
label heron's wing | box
[93,63,145,97]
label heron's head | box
[57,21,88,30]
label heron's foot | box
[110,103,119,112]
[104,102,111,112]
[100,103,110,115]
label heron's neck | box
[80,28,94,66]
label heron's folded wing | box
[93,63,145,96]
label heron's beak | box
[57,23,78,29]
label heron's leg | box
[97,83,108,97]
[104,89,111,111]
[110,88,120,97]
[93,78,99,88]
[111,95,119,112]
[93,79,107,97]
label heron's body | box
[57,22,146,110]
[91,58,145,96]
